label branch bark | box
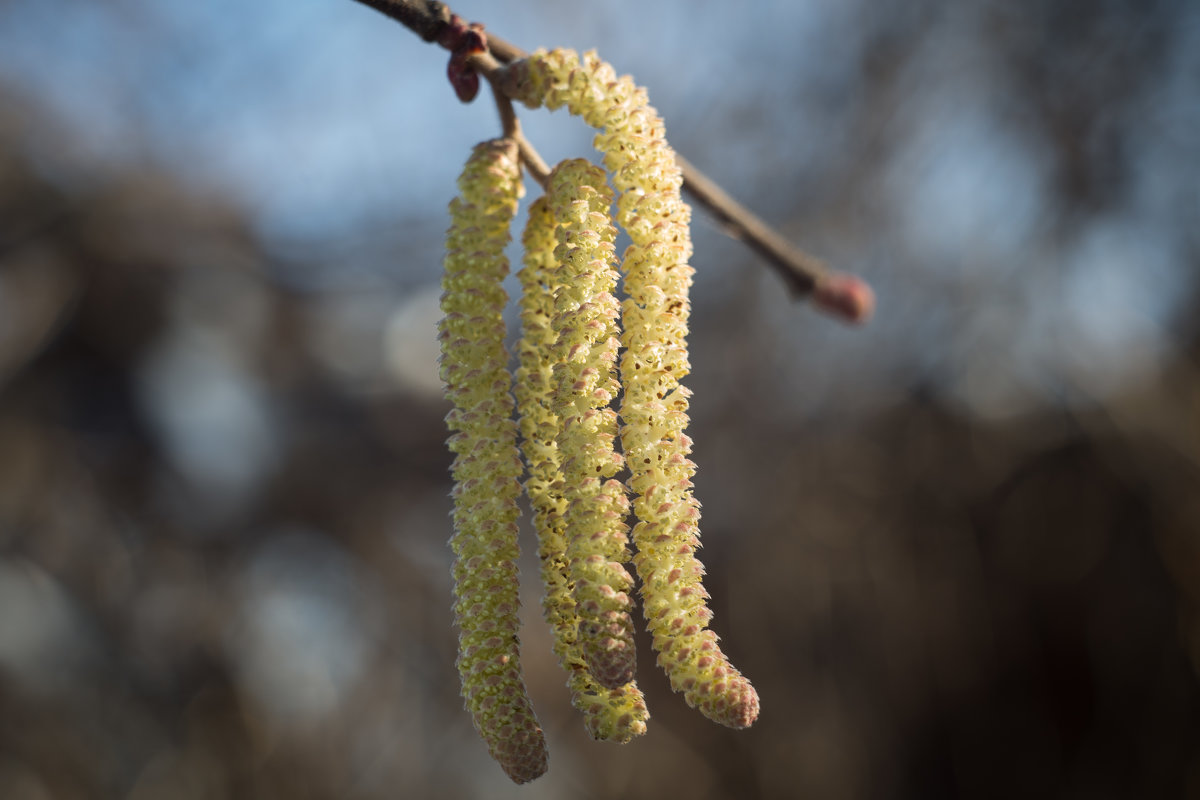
[347,0,874,323]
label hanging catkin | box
[439,138,548,784]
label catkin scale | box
[507,49,760,730]
[440,139,548,783]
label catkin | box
[439,138,548,783]
[542,159,639,691]
[516,194,649,742]
[506,49,760,729]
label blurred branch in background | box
[0,0,1198,798]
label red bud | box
[813,273,875,324]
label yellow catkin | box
[439,138,548,783]
[542,159,639,690]
[507,49,760,729]
[515,194,649,742]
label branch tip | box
[813,273,875,324]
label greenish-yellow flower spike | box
[439,138,548,783]
[543,159,638,691]
[506,49,760,730]
[515,195,650,743]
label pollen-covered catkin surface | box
[439,138,548,784]
[543,159,639,691]
[507,49,760,729]
[515,195,649,743]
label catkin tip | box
[496,724,550,784]
[715,679,760,730]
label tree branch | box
[347,0,874,323]
[347,0,452,42]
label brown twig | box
[671,153,874,322]
[346,0,452,41]
[347,0,874,323]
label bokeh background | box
[1,0,1199,797]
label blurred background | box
[1,0,1198,797]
